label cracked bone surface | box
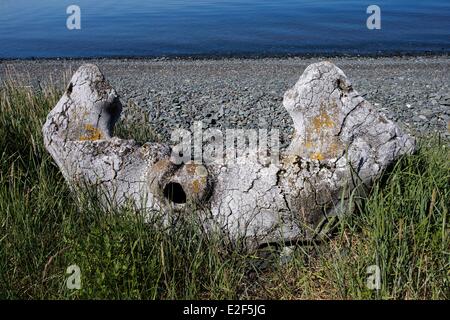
[43,62,415,248]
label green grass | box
[0,80,448,300]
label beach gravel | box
[1,56,449,146]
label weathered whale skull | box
[43,62,415,248]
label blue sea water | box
[0,0,449,58]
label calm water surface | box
[0,0,449,58]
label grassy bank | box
[0,81,448,299]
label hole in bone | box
[163,182,187,204]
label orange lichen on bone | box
[312,109,335,132]
[302,106,344,160]
[79,124,103,141]
[310,152,325,161]
[192,179,201,193]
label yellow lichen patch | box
[312,109,335,132]
[192,179,201,193]
[79,124,103,141]
[310,152,324,161]
[301,104,343,161]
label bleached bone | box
[43,62,415,247]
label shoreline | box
[1,51,449,63]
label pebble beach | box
[1,55,449,145]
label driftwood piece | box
[43,62,415,247]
